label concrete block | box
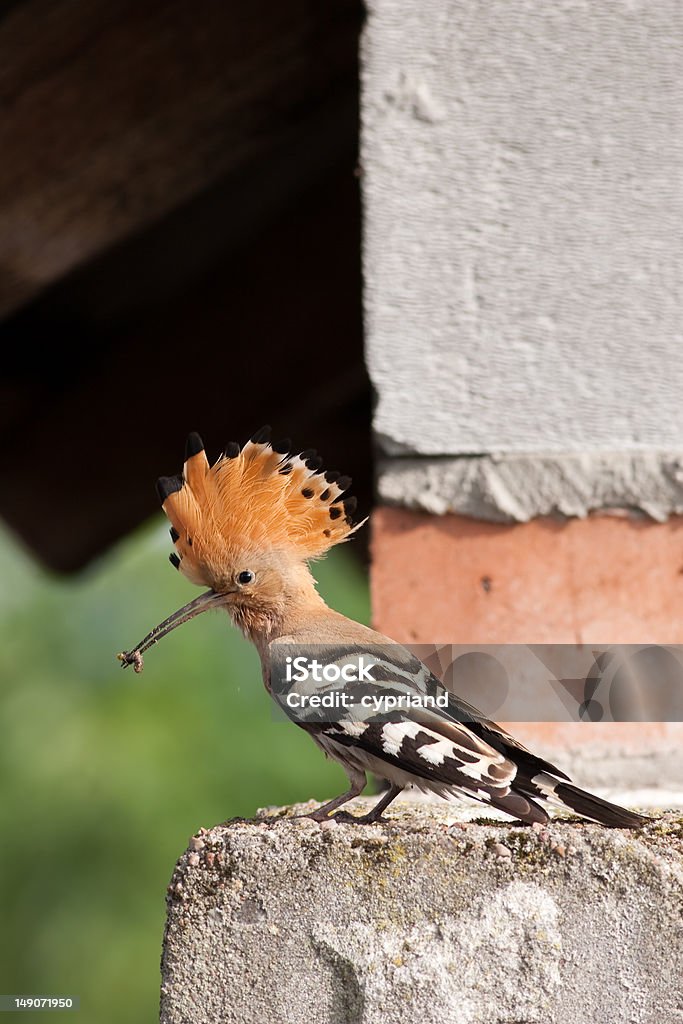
[377,452,683,523]
[362,0,683,457]
[160,799,682,1024]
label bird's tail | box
[527,773,649,828]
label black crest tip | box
[169,527,179,543]
[272,437,292,455]
[343,496,358,516]
[299,448,317,461]
[250,425,271,445]
[224,441,241,459]
[156,475,183,503]
[185,432,205,460]
[336,475,352,493]
[325,470,340,484]
[169,552,181,570]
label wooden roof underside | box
[0,0,370,572]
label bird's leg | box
[333,784,404,825]
[305,767,367,822]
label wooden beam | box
[0,0,361,319]
[0,166,370,572]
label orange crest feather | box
[157,428,364,585]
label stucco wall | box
[362,0,683,473]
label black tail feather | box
[553,782,649,828]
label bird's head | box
[118,427,364,669]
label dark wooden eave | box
[0,0,370,572]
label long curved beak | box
[117,589,225,673]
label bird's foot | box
[296,809,386,824]
[328,809,387,825]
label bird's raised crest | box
[157,428,365,588]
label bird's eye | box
[237,570,255,585]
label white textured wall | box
[362,0,683,457]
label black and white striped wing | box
[277,643,551,823]
[273,642,647,826]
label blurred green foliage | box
[0,521,370,1023]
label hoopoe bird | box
[118,428,646,828]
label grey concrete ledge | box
[377,451,683,522]
[160,798,682,1024]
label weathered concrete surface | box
[362,0,683,461]
[160,799,682,1024]
[377,453,683,523]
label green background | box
[0,521,370,1022]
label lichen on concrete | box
[160,798,683,1024]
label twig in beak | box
[117,589,223,672]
